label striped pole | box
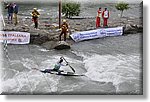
[1,15,8,58]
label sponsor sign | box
[70,27,123,42]
[0,31,30,44]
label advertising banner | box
[70,27,123,42]
[0,31,30,44]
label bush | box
[62,2,80,18]
[115,2,130,17]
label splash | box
[73,51,141,93]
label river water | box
[1,33,142,95]
[1,2,142,95]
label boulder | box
[31,35,50,45]
[124,24,143,34]
[42,41,57,50]
[124,24,138,34]
[54,41,71,50]
[137,25,143,32]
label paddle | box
[62,57,75,73]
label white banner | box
[70,27,123,42]
[0,31,30,44]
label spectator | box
[13,3,19,25]
[102,8,109,27]
[96,7,102,28]
[5,3,14,24]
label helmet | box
[60,57,63,59]
[59,59,63,63]
[33,8,37,10]
[62,19,66,22]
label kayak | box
[32,68,84,76]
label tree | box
[115,2,130,17]
[62,2,80,18]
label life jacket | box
[97,10,101,17]
[54,63,60,70]
[103,10,109,19]
[61,22,68,32]
[54,62,64,71]
[32,10,40,18]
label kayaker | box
[40,57,68,74]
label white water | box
[1,53,84,94]
[72,51,141,93]
[1,45,141,94]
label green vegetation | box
[115,2,130,17]
[62,2,81,18]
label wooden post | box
[59,0,61,28]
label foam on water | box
[1,55,83,94]
[21,58,39,69]
[37,9,44,12]
[2,45,141,94]
[72,51,141,92]
[38,48,49,52]
[2,67,60,93]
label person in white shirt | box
[102,8,109,27]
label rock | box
[70,29,75,33]
[51,23,59,28]
[54,41,71,50]
[124,24,143,34]
[130,24,138,28]
[47,33,59,41]
[137,25,143,32]
[25,17,32,19]
[23,24,29,27]
[86,27,95,30]
[32,35,50,45]
[124,24,138,34]
[42,41,57,50]
[76,23,81,25]
[74,27,81,31]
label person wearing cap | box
[31,8,40,29]
[59,19,69,41]
[40,57,68,74]
[102,8,109,27]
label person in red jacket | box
[102,8,109,27]
[96,7,101,28]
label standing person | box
[13,3,19,25]
[59,19,69,41]
[102,8,109,27]
[31,8,40,29]
[5,3,14,24]
[96,7,101,28]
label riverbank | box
[3,16,143,45]
[2,3,143,50]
